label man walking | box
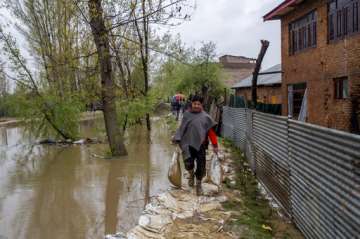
[173,95,218,195]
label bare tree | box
[132,0,151,130]
[88,0,127,156]
[252,40,269,108]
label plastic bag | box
[168,149,182,188]
[210,154,223,186]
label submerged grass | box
[221,139,303,239]
[165,114,178,133]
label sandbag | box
[210,154,223,186]
[168,149,182,188]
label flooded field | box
[0,118,173,239]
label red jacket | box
[207,128,218,147]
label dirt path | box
[107,141,303,239]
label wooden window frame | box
[288,83,307,117]
[289,11,317,55]
[334,77,349,99]
[328,0,360,42]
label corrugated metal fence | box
[222,106,360,239]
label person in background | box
[175,97,181,121]
[173,95,218,195]
[184,94,192,112]
[173,92,182,120]
[180,98,186,114]
[170,95,177,116]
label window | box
[354,1,359,31]
[334,77,349,99]
[292,83,307,115]
[289,11,317,55]
[329,12,335,39]
[288,83,307,117]
[328,0,360,41]
[337,10,343,37]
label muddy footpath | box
[106,140,303,239]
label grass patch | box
[221,139,303,239]
[221,140,274,239]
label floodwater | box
[0,117,174,239]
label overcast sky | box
[168,0,283,68]
[0,0,283,71]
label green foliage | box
[0,94,20,117]
[42,94,84,138]
[117,94,157,127]
[177,61,224,97]
[155,41,225,100]
[2,90,83,139]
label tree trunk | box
[252,40,270,108]
[201,85,211,112]
[134,1,151,131]
[88,0,127,156]
[143,8,151,131]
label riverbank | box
[107,139,303,239]
[0,111,103,127]
[0,117,20,127]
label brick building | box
[264,0,360,133]
[232,64,282,105]
[219,55,256,87]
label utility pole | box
[252,40,270,108]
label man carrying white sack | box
[173,95,219,196]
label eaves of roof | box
[263,0,305,21]
[231,64,282,89]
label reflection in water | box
[0,128,7,146]
[0,119,173,239]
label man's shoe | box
[188,171,195,187]
[196,179,203,196]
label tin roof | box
[219,55,257,61]
[232,64,282,89]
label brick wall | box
[281,0,360,133]
[235,85,282,104]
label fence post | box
[287,117,294,221]
[251,110,256,174]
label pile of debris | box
[38,137,103,145]
[106,148,238,239]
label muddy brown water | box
[0,118,173,239]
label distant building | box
[232,64,282,105]
[219,55,256,88]
[264,0,360,133]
